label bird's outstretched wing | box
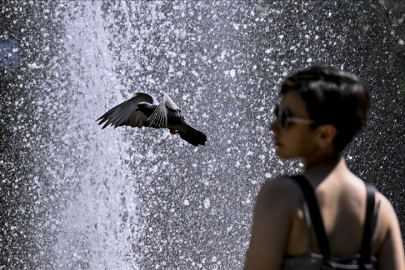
[97,93,158,129]
[146,92,178,128]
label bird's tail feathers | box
[178,125,207,146]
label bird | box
[97,92,207,146]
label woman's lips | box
[273,137,282,147]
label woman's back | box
[285,163,379,258]
[246,159,403,269]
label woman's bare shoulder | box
[256,176,301,210]
[374,191,405,269]
[260,176,300,195]
[245,176,304,269]
[375,191,401,232]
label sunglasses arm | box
[287,118,315,124]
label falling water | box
[1,1,404,269]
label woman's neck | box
[302,154,347,186]
[304,152,342,171]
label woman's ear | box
[317,124,337,147]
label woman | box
[244,66,404,270]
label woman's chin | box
[277,155,289,160]
[275,149,287,159]
[275,148,293,160]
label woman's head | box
[280,66,370,152]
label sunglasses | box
[273,103,314,129]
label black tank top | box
[281,175,379,270]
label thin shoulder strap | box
[288,177,314,253]
[290,175,331,259]
[359,183,376,269]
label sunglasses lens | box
[274,104,289,129]
[281,108,291,129]
[281,111,287,129]
[274,104,279,118]
[274,103,294,129]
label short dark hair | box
[280,66,370,152]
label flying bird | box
[97,92,207,146]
